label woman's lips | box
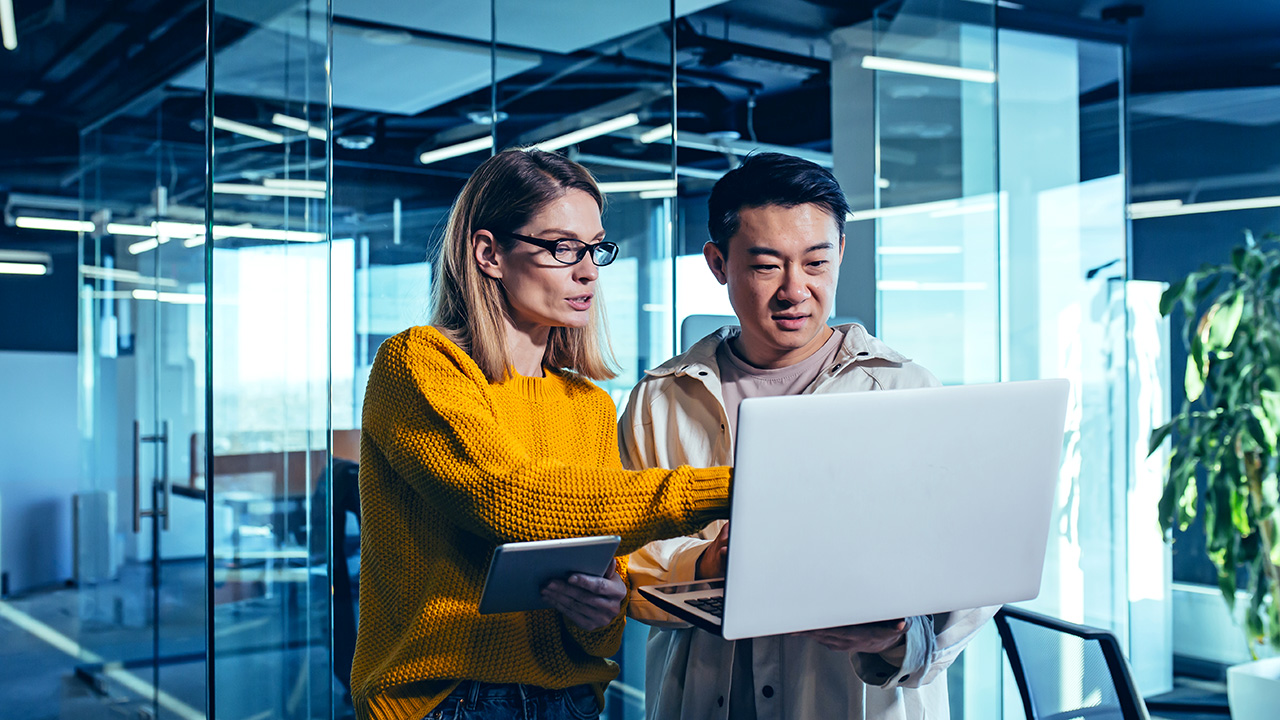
[567,295,593,311]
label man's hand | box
[799,619,908,654]
[696,522,730,579]
[542,560,626,631]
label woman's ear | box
[474,230,504,280]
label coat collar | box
[644,322,910,379]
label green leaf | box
[1206,294,1245,350]
[1160,277,1189,316]
[1230,484,1251,536]
[1271,533,1280,568]
[1148,421,1175,456]
[1185,354,1205,403]
[1177,471,1198,529]
[1218,568,1238,611]
[1246,406,1277,454]
[1262,389,1280,425]
[1232,247,1247,272]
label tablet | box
[477,535,621,615]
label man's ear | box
[838,233,845,263]
[703,240,729,285]
[474,230,503,280]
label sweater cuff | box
[685,466,732,526]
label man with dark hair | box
[620,153,995,720]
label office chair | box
[995,605,1151,720]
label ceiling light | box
[466,110,509,126]
[638,189,679,199]
[262,178,326,192]
[533,114,640,152]
[597,179,678,194]
[80,265,178,287]
[213,182,326,199]
[1,0,16,50]
[1127,196,1280,219]
[847,196,1000,222]
[271,113,327,141]
[183,237,206,248]
[128,239,160,255]
[105,223,157,236]
[639,123,674,144]
[212,117,284,144]
[15,216,94,233]
[336,134,375,150]
[0,250,51,275]
[861,56,996,84]
[418,135,493,165]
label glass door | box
[77,91,210,720]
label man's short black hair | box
[707,152,850,250]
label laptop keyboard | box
[688,596,724,618]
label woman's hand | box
[799,618,908,654]
[542,560,627,631]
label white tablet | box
[477,535,621,615]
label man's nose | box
[776,269,811,304]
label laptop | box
[637,378,1069,640]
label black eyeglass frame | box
[504,231,619,267]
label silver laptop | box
[638,378,1069,640]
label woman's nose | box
[573,256,599,282]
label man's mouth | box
[773,313,809,329]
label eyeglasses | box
[505,232,619,267]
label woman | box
[351,149,732,720]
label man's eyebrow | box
[745,243,834,257]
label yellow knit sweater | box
[351,326,732,720]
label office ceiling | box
[0,0,1278,250]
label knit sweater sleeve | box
[363,329,731,554]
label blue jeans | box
[424,681,601,720]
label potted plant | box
[1151,230,1280,718]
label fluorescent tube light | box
[131,288,205,305]
[533,114,640,152]
[0,250,51,275]
[183,237,206,248]
[638,123,674,144]
[271,113,327,141]
[638,189,679,200]
[1,0,16,50]
[847,195,1000,222]
[213,183,326,199]
[212,117,284,144]
[262,178,326,192]
[418,135,494,165]
[861,56,996,84]
[80,265,178,287]
[105,223,157,236]
[0,262,47,275]
[129,239,160,255]
[1128,196,1280,219]
[15,216,94,233]
[597,179,678,194]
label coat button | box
[762,685,774,698]
[717,696,725,706]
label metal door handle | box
[132,420,170,532]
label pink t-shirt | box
[717,326,846,439]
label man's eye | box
[808,260,829,268]
[752,265,779,271]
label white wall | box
[0,351,79,594]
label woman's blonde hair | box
[430,148,617,383]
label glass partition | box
[207,1,333,718]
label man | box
[620,153,996,720]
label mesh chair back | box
[996,607,1149,720]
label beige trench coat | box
[620,323,998,720]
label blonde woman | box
[350,149,731,720]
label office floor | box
[2,565,1236,720]
[0,560,342,720]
